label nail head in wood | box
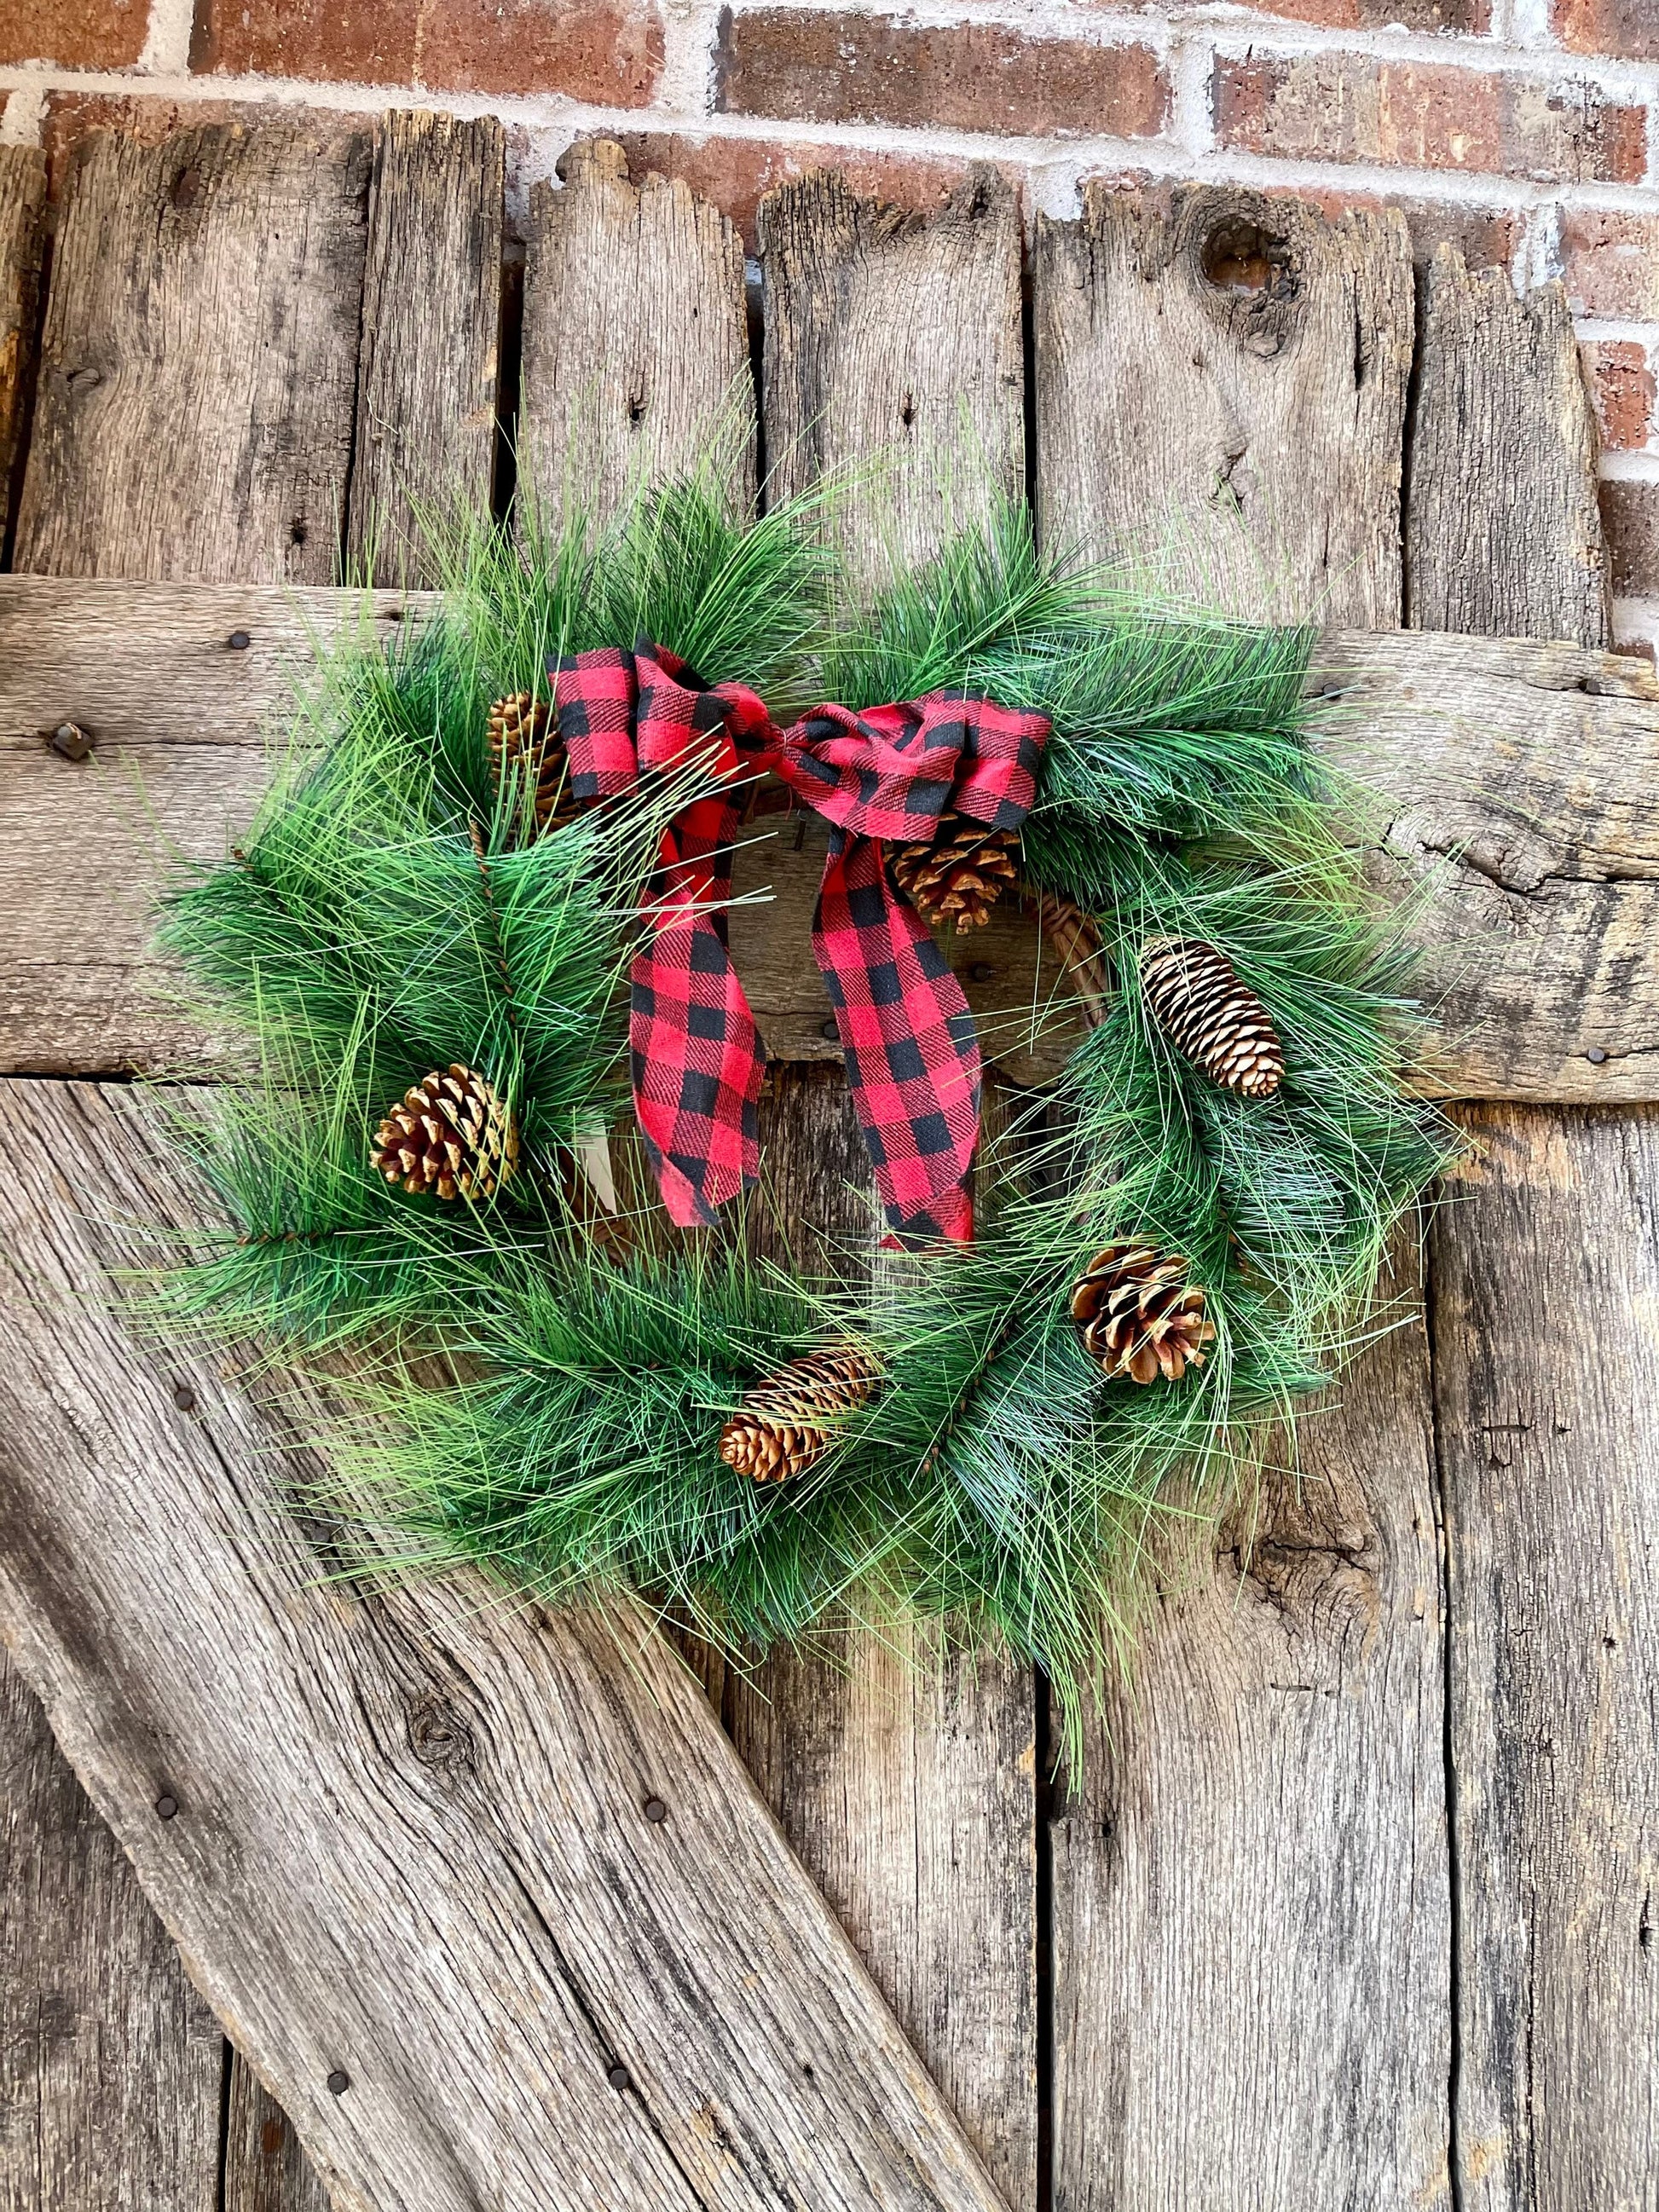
[607,2064,631,2092]
[155,1793,178,1819]
[1586,1047,1609,1065]
[969,962,995,984]
[327,2069,350,2096]
[172,1382,196,1411]
[49,721,94,761]
[643,1795,668,1823]
[228,629,251,650]
[819,1019,839,1042]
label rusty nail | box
[228,630,251,650]
[643,1796,668,1824]
[327,2070,350,2096]
[819,1019,839,1042]
[969,962,995,984]
[1586,1048,1610,1066]
[155,1793,178,1820]
[607,2064,631,2093]
[49,722,94,761]
[173,1383,196,1412]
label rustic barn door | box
[2,116,1656,2212]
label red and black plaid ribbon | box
[552,642,1049,1247]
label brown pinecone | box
[1138,937,1284,1100]
[718,1343,882,1483]
[891,812,1020,933]
[371,1064,520,1202]
[487,690,581,836]
[1070,1241,1217,1385]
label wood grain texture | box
[0,1079,1010,2212]
[1052,1284,1451,2210]
[0,1644,223,2212]
[13,120,371,583]
[760,166,1022,593]
[520,139,753,523]
[1431,1108,1659,2209]
[223,2040,352,2212]
[1406,250,1610,649]
[1034,184,1413,627]
[757,165,1038,2212]
[1043,186,1449,2212]
[346,110,504,584]
[0,146,45,542]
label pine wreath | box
[153,471,1459,1758]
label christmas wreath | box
[155,471,1458,1752]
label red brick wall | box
[2,0,1656,651]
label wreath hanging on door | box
[156,470,1457,1752]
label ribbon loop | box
[551,644,1049,1246]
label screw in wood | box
[172,1383,197,1412]
[1586,1047,1610,1065]
[643,1796,668,1824]
[607,2064,631,2092]
[154,1793,178,1820]
[327,2070,350,2096]
[228,630,251,650]
[48,722,94,761]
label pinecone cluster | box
[487,691,582,838]
[1070,1241,1216,1385]
[719,1343,882,1483]
[372,1065,519,1202]
[1139,937,1284,1099]
[891,812,1020,933]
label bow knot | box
[552,643,1049,1246]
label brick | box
[598,132,1020,253]
[1604,476,1659,597]
[715,10,1169,141]
[1304,188,1523,272]
[1213,51,1647,185]
[191,0,664,106]
[1583,341,1655,454]
[1561,210,1659,321]
[1553,0,1659,61]
[1,0,144,68]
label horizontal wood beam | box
[0,1077,1010,2212]
[3,577,1656,1099]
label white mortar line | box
[0,84,45,145]
[1503,0,1556,49]
[1578,318,1659,344]
[657,0,725,119]
[136,0,197,78]
[1600,450,1659,481]
[1167,32,1216,159]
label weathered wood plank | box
[1405,249,1609,648]
[223,2063,332,2212]
[1431,1106,1659,2209]
[6,583,1659,1100]
[14,120,371,583]
[0,1645,224,2212]
[520,138,754,523]
[1,112,379,2212]
[761,167,1023,588]
[0,1077,1011,2212]
[1041,184,1450,2212]
[758,167,1038,2212]
[1052,1282,1451,2209]
[346,110,504,584]
[1034,184,1413,628]
[0,145,45,544]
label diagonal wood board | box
[3,114,1657,2212]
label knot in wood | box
[406,1691,476,1775]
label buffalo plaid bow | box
[552,642,1049,1246]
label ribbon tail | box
[812,833,980,1248]
[629,908,765,1228]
